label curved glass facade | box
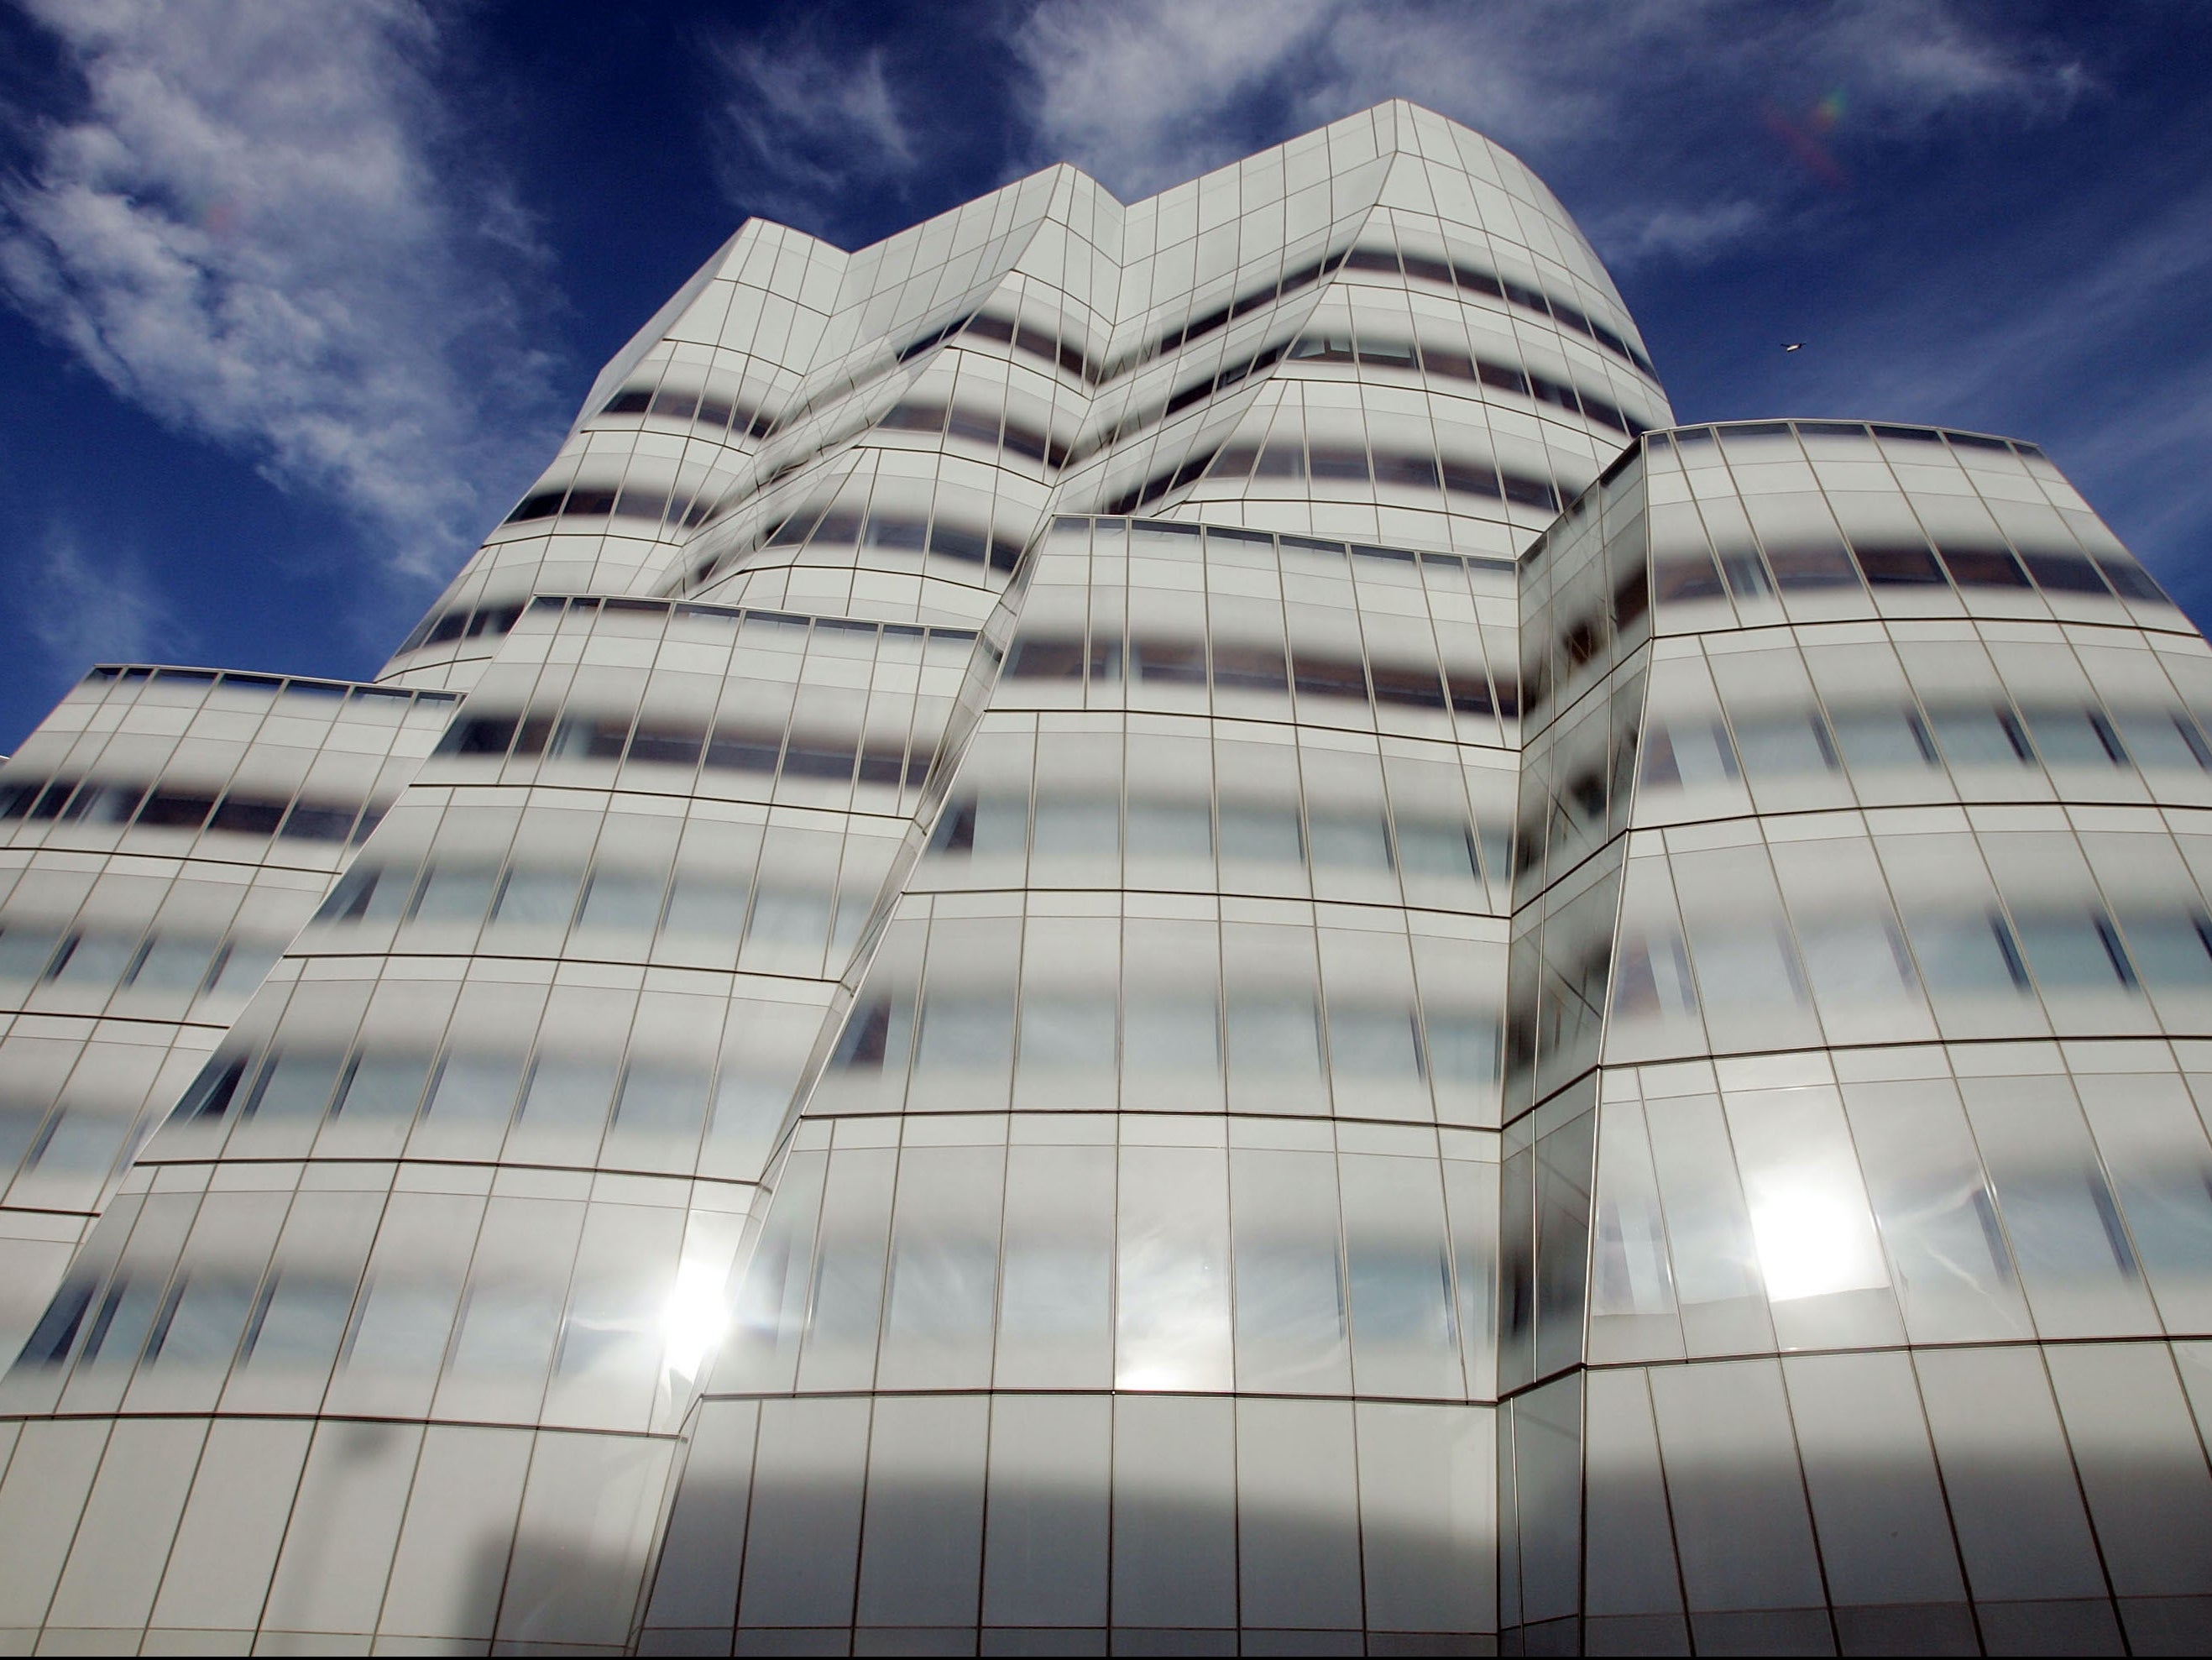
[1,99,2208,1655]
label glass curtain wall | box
[1503,419,2212,1656]
[6,95,2209,1657]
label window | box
[1850,540,1945,586]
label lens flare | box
[1760,93,1851,189]
[662,1258,732,1379]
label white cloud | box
[0,0,561,579]
[28,526,173,673]
[707,27,919,238]
[1592,200,1767,268]
[1009,0,2090,264]
[1011,0,1342,199]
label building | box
[3,98,2210,1654]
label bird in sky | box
[1783,342,1806,352]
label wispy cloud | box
[1010,0,1342,202]
[0,0,562,579]
[1009,0,2090,266]
[706,26,919,241]
[1592,200,1767,268]
[28,526,174,673]
[1734,172,2212,600]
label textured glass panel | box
[1237,1398,1364,1629]
[490,869,583,927]
[2043,1343,2212,1600]
[50,934,137,990]
[1731,713,1834,778]
[855,1396,988,1626]
[1648,1359,1826,1612]
[83,1277,165,1369]
[1682,914,1807,1018]
[1341,1154,1462,1399]
[661,877,750,939]
[1509,1374,1585,1623]
[1845,1079,2027,1343]
[1425,1011,1500,1087]
[916,993,1016,1071]
[335,1054,435,1123]
[745,886,832,949]
[1225,993,1321,1076]
[1308,809,1393,870]
[1017,994,1117,1070]
[1796,915,1918,1006]
[424,1055,526,1127]
[149,1276,255,1369]
[547,1203,681,1427]
[1395,820,1481,882]
[514,1060,615,1144]
[996,1145,1114,1390]
[718,1150,826,1393]
[1829,706,1935,770]
[610,1065,709,1146]
[1327,1005,1422,1077]
[412,867,498,924]
[1441,1157,1498,1399]
[1963,1077,2157,1339]
[881,1146,1003,1390]
[249,1053,347,1120]
[345,1280,460,1379]
[0,926,64,980]
[129,936,219,991]
[982,1394,1110,1626]
[2022,706,2123,767]
[1219,803,1304,864]
[737,1397,870,1626]
[1781,1352,1967,1606]
[1230,1149,1347,1393]
[2014,912,2133,990]
[799,1148,896,1392]
[2076,1073,2212,1329]
[1646,1092,1770,1354]
[972,793,1030,856]
[1111,1395,1237,1626]
[1928,705,2030,767]
[2119,914,2212,987]
[207,941,280,997]
[1534,1111,1595,1380]
[1902,910,2027,995]
[447,1282,563,1381]
[2112,709,2212,773]
[578,872,665,931]
[243,1275,354,1375]
[1126,800,1211,859]
[1116,1146,1232,1391]
[1031,795,1120,857]
[1589,1099,1681,1359]
[1607,859,1703,1063]
[1727,1085,1896,1348]
[1639,716,1738,789]
[1123,997,1218,1075]
[1914,1346,2108,1600]
[1582,1369,1684,1621]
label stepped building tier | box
[4,99,2210,1655]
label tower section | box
[633,99,1665,1654]
[0,100,1666,1653]
[1501,419,2212,1653]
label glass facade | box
[0,98,2206,1654]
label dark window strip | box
[1003,630,1512,723]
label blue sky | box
[1,0,2207,751]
